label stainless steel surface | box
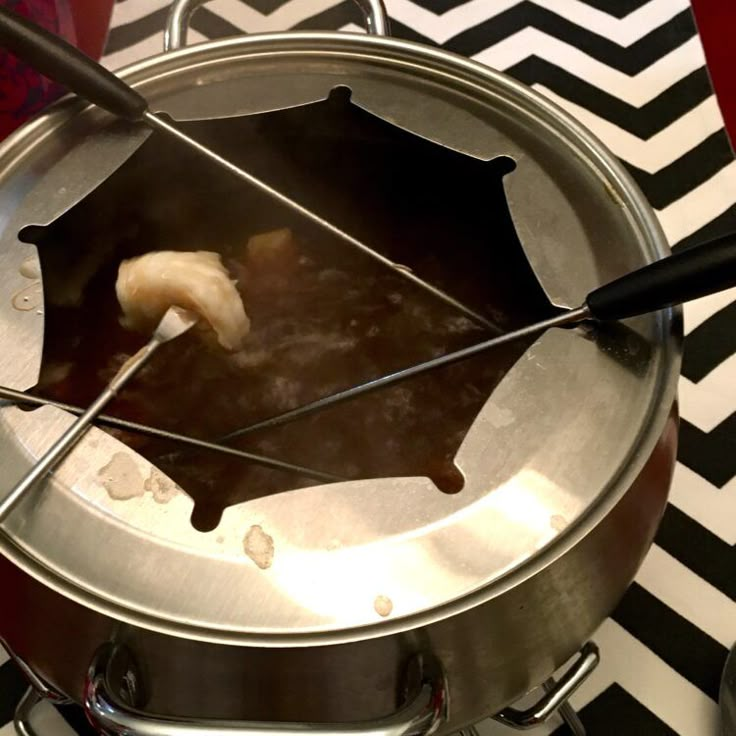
[493,643,598,730]
[85,644,447,736]
[150,305,198,344]
[0,386,344,483]
[0,427,676,729]
[219,306,591,442]
[547,686,585,736]
[0,326,677,636]
[350,0,390,36]
[0,36,681,636]
[141,111,494,331]
[13,688,43,736]
[722,644,736,736]
[0,112,148,392]
[0,308,195,522]
[164,0,389,51]
[0,16,681,733]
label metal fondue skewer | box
[0,386,344,485]
[0,6,495,333]
[0,308,196,523]
[218,307,589,442]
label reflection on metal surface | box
[483,469,570,538]
[494,643,599,729]
[578,320,653,377]
[543,680,586,736]
[85,644,447,736]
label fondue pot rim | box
[0,28,681,646]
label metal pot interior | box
[22,86,553,531]
[0,36,679,639]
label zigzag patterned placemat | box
[2,2,736,735]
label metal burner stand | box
[2,639,597,736]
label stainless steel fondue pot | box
[0,0,681,733]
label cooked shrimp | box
[115,250,250,351]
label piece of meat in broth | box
[115,250,250,351]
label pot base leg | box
[493,642,597,732]
[542,680,585,736]
[14,687,43,736]
[1,639,73,736]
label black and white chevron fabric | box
[2,1,736,735]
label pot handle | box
[493,642,599,730]
[84,644,447,736]
[164,0,390,51]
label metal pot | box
[0,0,681,733]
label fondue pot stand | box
[0,0,681,734]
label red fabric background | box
[691,0,736,149]
[68,0,113,60]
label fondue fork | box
[0,386,345,485]
[0,308,196,523]
[0,6,495,333]
[218,231,736,441]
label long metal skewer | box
[142,113,496,331]
[0,308,196,523]
[218,306,591,443]
[0,388,343,485]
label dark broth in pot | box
[25,98,553,529]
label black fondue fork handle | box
[585,231,736,321]
[0,5,147,121]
